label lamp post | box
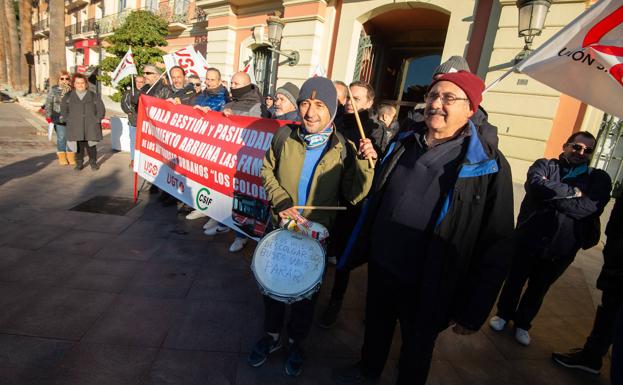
[515,0,552,62]
[263,14,299,94]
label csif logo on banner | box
[196,188,213,210]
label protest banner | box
[111,48,138,87]
[134,95,286,240]
[515,0,623,118]
[163,45,210,80]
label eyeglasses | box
[192,83,201,87]
[60,77,70,80]
[143,72,156,75]
[424,92,469,106]
[567,143,594,155]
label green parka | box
[261,124,375,231]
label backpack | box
[272,125,348,163]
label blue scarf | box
[298,125,333,149]
[561,162,588,181]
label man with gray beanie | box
[273,81,300,121]
[248,76,377,377]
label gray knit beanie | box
[276,82,300,107]
[434,56,471,76]
[297,77,338,122]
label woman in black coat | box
[61,73,106,171]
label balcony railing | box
[33,18,50,36]
[65,18,97,39]
[98,0,195,35]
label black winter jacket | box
[515,157,611,258]
[339,119,515,333]
[340,109,384,154]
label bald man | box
[222,71,264,118]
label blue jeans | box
[55,124,67,152]
[129,125,136,160]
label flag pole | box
[483,66,516,94]
[131,74,135,95]
[146,71,166,94]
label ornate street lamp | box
[266,14,299,67]
[515,0,552,62]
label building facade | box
[32,0,616,183]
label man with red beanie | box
[333,71,515,385]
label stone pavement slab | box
[0,102,615,384]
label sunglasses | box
[60,77,70,80]
[143,72,156,75]
[567,143,594,154]
[192,83,202,87]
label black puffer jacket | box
[340,109,384,154]
[224,84,263,117]
[340,119,515,333]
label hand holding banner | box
[111,48,138,87]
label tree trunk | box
[4,0,23,90]
[19,0,33,92]
[0,0,13,87]
[48,0,66,83]
[0,0,7,86]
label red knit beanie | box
[429,71,485,111]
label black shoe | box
[74,162,84,171]
[247,334,281,367]
[332,364,376,385]
[552,348,602,374]
[90,162,99,170]
[284,341,304,377]
[318,299,342,329]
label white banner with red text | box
[134,95,286,240]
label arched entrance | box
[352,7,450,118]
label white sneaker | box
[204,225,230,236]
[229,237,248,252]
[203,218,219,230]
[515,328,531,346]
[185,209,206,220]
[489,316,507,331]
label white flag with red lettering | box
[241,58,257,84]
[163,45,209,80]
[516,0,623,117]
[111,48,138,87]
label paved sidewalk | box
[0,102,613,385]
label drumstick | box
[347,87,376,168]
[293,205,347,211]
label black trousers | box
[611,305,623,385]
[496,249,575,330]
[360,262,438,385]
[76,141,97,165]
[263,292,319,342]
[583,289,623,359]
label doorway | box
[353,7,449,119]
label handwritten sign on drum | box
[251,229,325,303]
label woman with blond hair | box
[61,73,106,171]
[45,70,74,165]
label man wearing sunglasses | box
[489,131,612,347]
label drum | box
[251,229,326,303]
